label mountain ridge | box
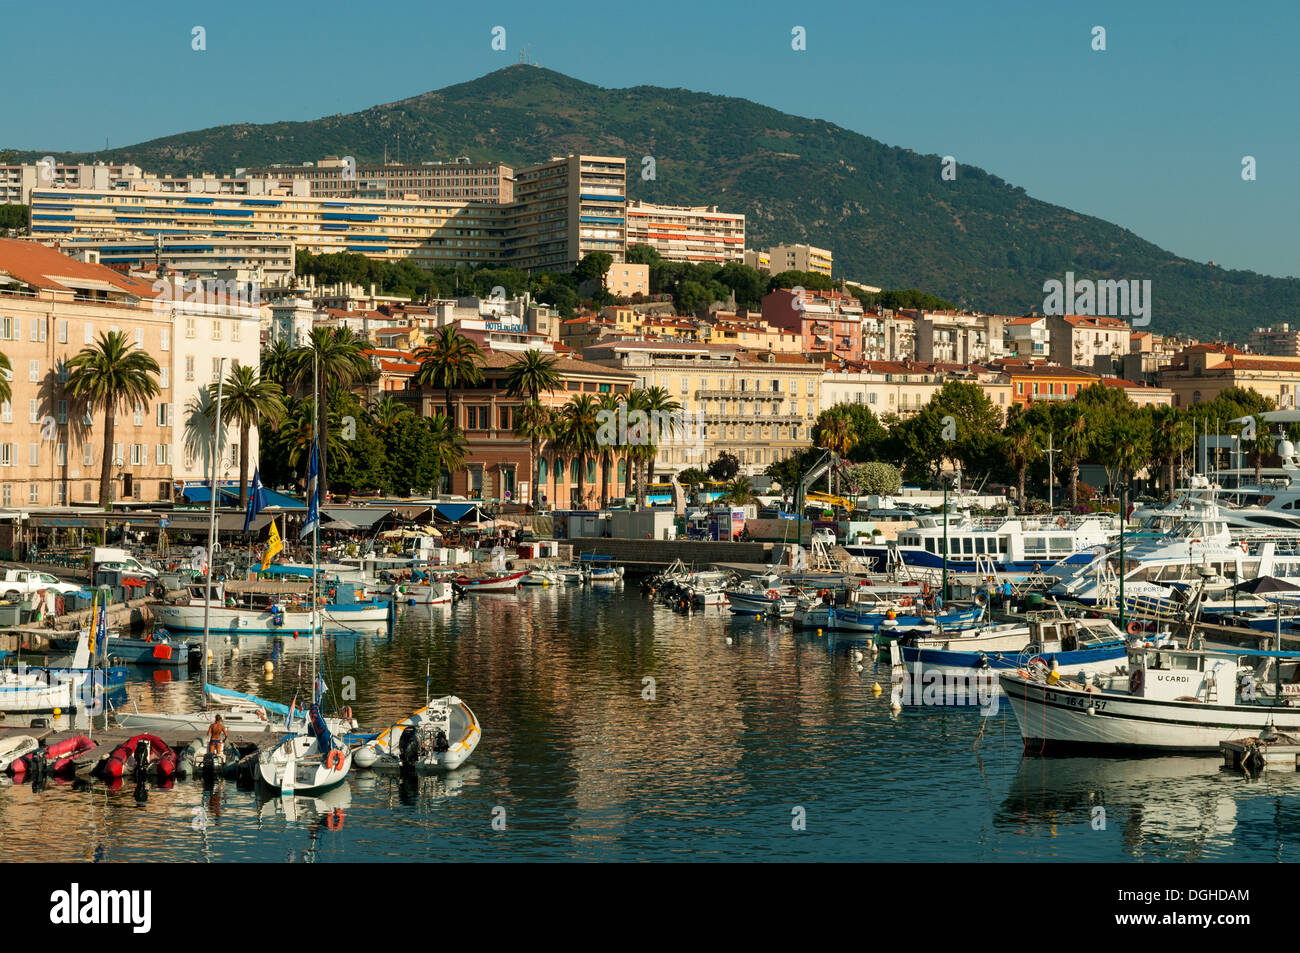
[6,65,1295,340]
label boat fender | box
[1127,622,1143,636]
[340,706,353,723]
[325,749,345,771]
[1129,669,1144,694]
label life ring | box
[766,589,780,601]
[1240,542,1249,554]
[326,809,345,831]
[325,749,345,771]
[819,589,830,598]
[1126,621,1142,636]
[340,706,353,722]
[1056,516,1069,529]
[1129,668,1144,694]
[899,597,913,608]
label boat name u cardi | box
[49,883,151,933]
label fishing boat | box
[354,695,481,771]
[49,629,198,667]
[521,568,561,586]
[451,570,526,593]
[387,576,454,604]
[555,565,588,584]
[580,554,624,583]
[895,614,1130,678]
[153,579,389,635]
[257,704,352,794]
[1000,641,1300,751]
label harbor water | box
[1,584,1297,862]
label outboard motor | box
[133,738,151,778]
[399,725,419,765]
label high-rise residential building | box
[511,155,627,272]
[1,161,306,205]
[624,201,744,264]
[27,153,628,276]
[241,155,515,203]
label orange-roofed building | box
[1158,345,1300,409]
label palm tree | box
[514,398,555,509]
[633,386,681,505]
[1003,410,1041,507]
[291,327,370,501]
[367,395,414,441]
[550,409,570,508]
[0,353,11,408]
[1056,405,1089,507]
[560,395,600,508]
[414,326,485,424]
[814,409,855,495]
[1148,406,1191,501]
[720,477,757,506]
[64,331,160,509]
[1245,416,1278,484]
[261,339,296,393]
[281,399,349,477]
[424,412,468,495]
[208,365,286,510]
[504,350,562,510]
[595,392,624,508]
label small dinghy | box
[177,736,245,781]
[0,735,39,772]
[95,734,177,780]
[9,735,98,778]
[359,696,481,771]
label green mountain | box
[8,66,1295,339]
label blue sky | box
[6,0,1297,278]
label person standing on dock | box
[207,714,228,756]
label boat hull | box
[153,603,389,634]
[999,672,1300,751]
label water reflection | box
[0,586,1298,861]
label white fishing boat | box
[896,614,1131,678]
[154,580,390,634]
[1000,641,1300,751]
[354,695,481,771]
[522,569,561,587]
[387,578,453,604]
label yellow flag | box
[262,520,283,571]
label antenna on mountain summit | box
[519,46,528,64]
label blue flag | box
[300,444,319,541]
[243,468,267,533]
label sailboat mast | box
[201,358,226,712]
[311,349,319,702]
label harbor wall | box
[566,537,771,570]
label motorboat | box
[153,580,390,635]
[1000,641,1300,751]
[355,696,481,772]
[451,570,527,593]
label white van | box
[92,547,158,579]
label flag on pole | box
[285,693,298,730]
[262,520,283,571]
[243,468,268,533]
[300,444,319,541]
